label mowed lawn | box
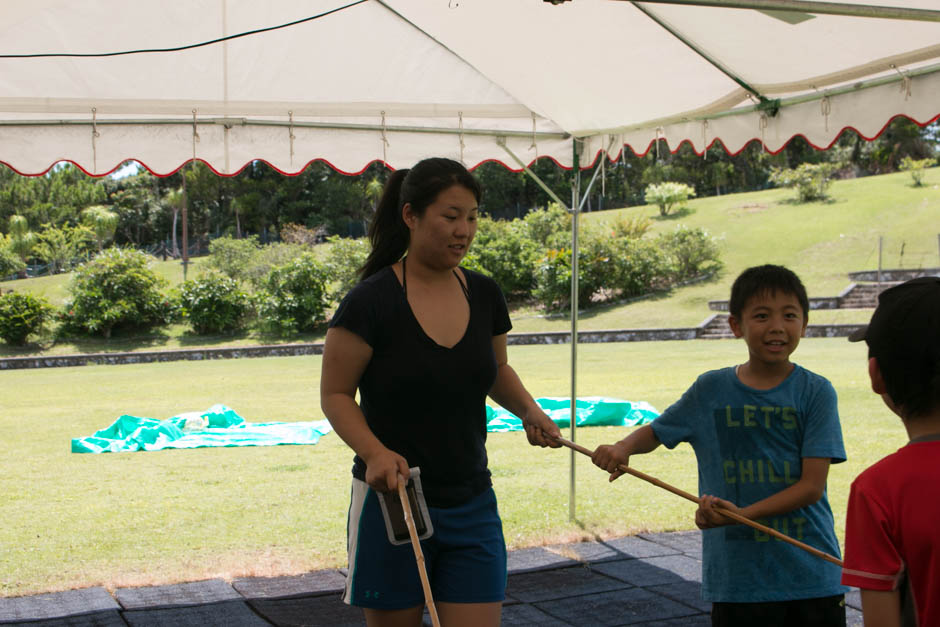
[0,337,906,596]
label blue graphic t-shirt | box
[651,365,847,602]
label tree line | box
[1,118,936,267]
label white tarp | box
[1,0,939,176]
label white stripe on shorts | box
[343,478,369,605]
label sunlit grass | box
[0,338,906,596]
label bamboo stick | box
[397,474,441,627]
[553,436,843,567]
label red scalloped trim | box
[3,111,937,177]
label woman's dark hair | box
[728,264,810,319]
[359,158,481,279]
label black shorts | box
[711,594,845,627]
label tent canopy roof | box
[1,0,938,176]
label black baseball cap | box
[848,277,940,359]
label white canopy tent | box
[2,0,938,176]
[2,0,939,517]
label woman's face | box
[403,184,478,269]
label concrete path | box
[0,531,864,626]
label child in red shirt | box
[841,277,940,627]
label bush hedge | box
[178,272,252,335]
[0,291,54,345]
[60,248,173,338]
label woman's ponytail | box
[359,168,410,279]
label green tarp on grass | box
[73,397,658,453]
[485,397,658,432]
[72,404,333,453]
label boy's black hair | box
[849,277,940,420]
[728,264,809,319]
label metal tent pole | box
[569,142,581,522]
[618,0,940,23]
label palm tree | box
[81,205,119,252]
[163,188,183,257]
[8,215,37,278]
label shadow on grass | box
[776,195,842,206]
[652,206,695,221]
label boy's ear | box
[868,357,887,395]
[727,315,743,338]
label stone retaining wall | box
[847,268,940,282]
[0,324,866,370]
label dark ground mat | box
[534,587,703,627]
[0,589,120,622]
[646,582,709,613]
[506,565,629,603]
[547,535,677,564]
[638,532,703,559]
[505,547,578,574]
[593,555,703,587]
[114,580,240,610]
[247,594,365,627]
[122,600,269,627]
[0,611,127,627]
[499,602,573,626]
[634,616,712,626]
[232,571,346,600]
[845,588,862,610]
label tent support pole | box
[566,151,607,522]
[569,141,580,522]
[621,0,940,23]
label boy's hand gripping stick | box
[396,473,441,627]
[552,436,844,568]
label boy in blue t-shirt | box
[592,264,847,626]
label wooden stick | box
[553,436,844,567]
[397,474,441,627]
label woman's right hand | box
[591,442,631,482]
[363,447,411,492]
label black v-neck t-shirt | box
[329,266,512,508]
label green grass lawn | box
[0,338,906,596]
[0,168,935,596]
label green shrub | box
[644,182,696,216]
[769,163,837,202]
[532,243,608,312]
[522,204,571,249]
[608,215,653,240]
[60,248,172,338]
[657,225,723,281]
[0,239,25,279]
[608,238,670,297]
[245,242,309,288]
[206,235,261,280]
[464,218,541,298]
[258,253,330,334]
[899,156,935,186]
[325,235,369,302]
[0,291,54,345]
[178,272,251,334]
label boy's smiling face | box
[729,289,808,368]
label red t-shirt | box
[842,438,940,626]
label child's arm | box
[696,457,831,527]
[591,424,662,482]
[859,590,901,627]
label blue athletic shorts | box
[343,478,507,609]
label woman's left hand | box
[523,408,562,448]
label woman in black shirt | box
[321,157,560,627]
